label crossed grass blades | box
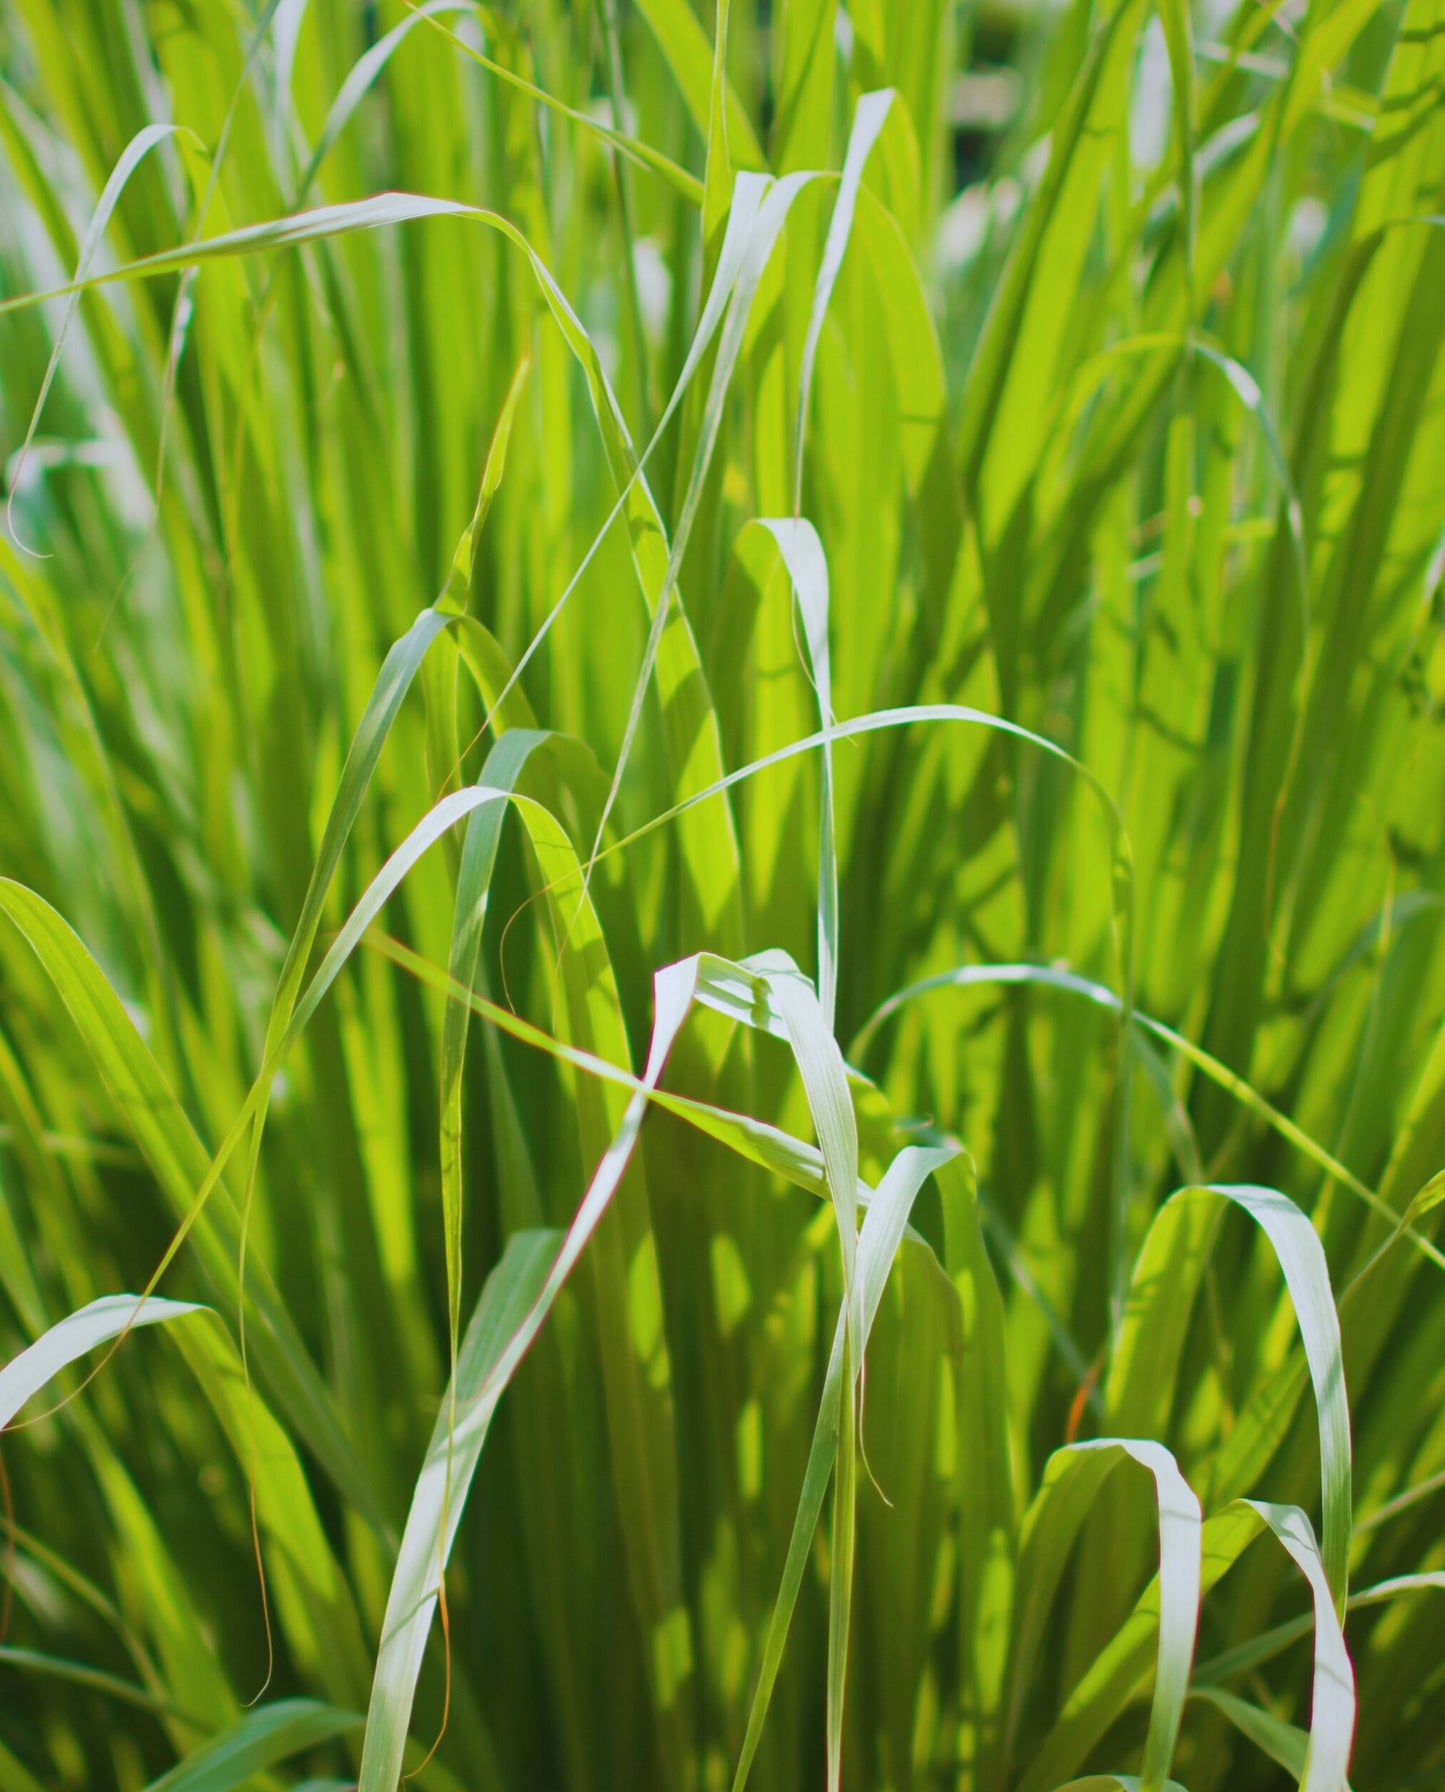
[1,0,1444,1786]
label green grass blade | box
[791,89,894,517]
[0,1292,201,1427]
[1055,1780,1188,1791]
[295,4,484,205]
[439,733,551,1362]
[4,121,194,550]
[853,960,1444,1268]
[1005,1440,1201,1792]
[1235,1501,1355,1792]
[0,882,386,1529]
[753,520,837,1027]
[357,1228,557,1792]
[764,963,861,1364]
[1190,1685,1316,1784]
[587,167,823,898]
[145,1700,360,1792]
[729,1143,960,1791]
[169,1315,372,1707]
[4,1,1441,1784]
[826,1327,856,1792]
[1207,1194,1352,1613]
[412,7,704,205]
[633,0,765,168]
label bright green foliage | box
[0,0,1442,1788]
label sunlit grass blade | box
[790,88,894,514]
[410,6,704,204]
[1003,1439,1201,1792]
[0,882,385,1527]
[357,1228,557,1792]
[4,121,193,552]
[853,959,1445,1269]
[0,1293,201,1427]
[729,1144,961,1791]
[1231,1502,1355,1792]
[753,521,838,1028]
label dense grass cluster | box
[1,0,1444,1787]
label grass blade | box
[357,1229,558,1792]
[0,1293,201,1427]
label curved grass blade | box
[1347,1569,1445,1602]
[791,89,894,519]
[758,959,861,1369]
[375,925,970,1250]
[1194,1571,1445,1687]
[0,188,736,319]
[5,121,196,552]
[409,4,704,205]
[0,880,390,1531]
[1055,1780,1187,1791]
[1004,1440,1202,1792]
[369,930,864,1215]
[607,702,1131,890]
[1101,1183,1351,1610]
[295,3,483,205]
[587,167,825,900]
[728,1143,961,1792]
[145,1699,360,1792]
[0,1647,200,1725]
[356,1228,557,1792]
[1191,1685,1320,1785]
[1198,1193,1352,1611]
[1011,1174,1355,1789]
[1230,1501,1355,1792]
[852,960,1444,1269]
[0,1293,202,1428]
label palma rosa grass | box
[0,0,1443,1786]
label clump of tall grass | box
[1,0,1443,1788]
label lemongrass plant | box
[0,0,1443,1788]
